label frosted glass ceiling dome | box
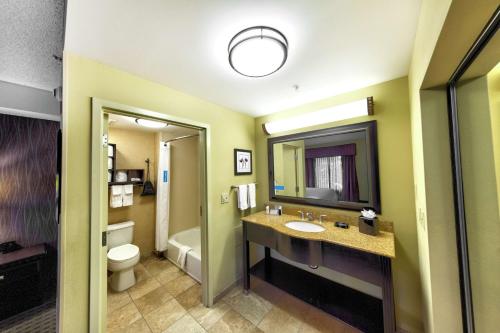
[228,26,288,78]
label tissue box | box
[358,217,379,236]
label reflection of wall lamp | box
[262,97,374,135]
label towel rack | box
[231,183,258,190]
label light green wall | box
[60,53,256,332]
[457,76,500,332]
[255,77,423,332]
[488,64,500,213]
[408,0,464,332]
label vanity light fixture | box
[262,97,374,135]
[228,26,288,78]
[135,118,167,129]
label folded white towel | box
[238,184,249,210]
[124,184,133,194]
[110,196,122,208]
[111,185,123,195]
[248,183,256,208]
[110,185,123,208]
[122,196,133,206]
[177,245,192,270]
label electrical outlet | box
[221,192,230,204]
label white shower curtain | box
[156,141,171,252]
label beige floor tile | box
[299,307,357,333]
[258,307,302,333]
[189,301,231,330]
[164,314,206,333]
[224,290,272,325]
[144,257,175,276]
[156,265,185,285]
[128,276,161,300]
[119,318,153,333]
[176,283,202,310]
[251,277,357,333]
[165,274,198,297]
[267,291,311,320]
[143,298,186,333]
[107,287,132,314]
[208,309,258,333]
[133,285,174,316]
[107,302,142,333]
[134,263,152,283]
[250,278,290,306]
[220,284,244,302]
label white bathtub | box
[166,227,201,282]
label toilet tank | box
[107,221,135,249]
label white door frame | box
[90,98,212,332]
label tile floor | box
[107,256,361,333]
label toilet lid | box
[107,244,139,262]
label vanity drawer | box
[275,233,322,266]
[245,223,276,248]
[0,261,39,286]
[322,243,382,285]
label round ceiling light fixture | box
[135,118,167,129]
[228,26,288,78]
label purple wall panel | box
[0,114,58,247]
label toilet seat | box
[107,244,139,262]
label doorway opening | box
[90,99,210,332]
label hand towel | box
[177,245,192,270]
[248,183,256,208]
[122,184,134,206]
[111,185,123,195]
[238,184,249,210]
[124,184,133,194]
[110,185,123,208]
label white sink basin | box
[285,221,326,233]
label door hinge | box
[102,231,107,246]
[103,134,108,147]
[200,206,202,216]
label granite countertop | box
[241,211,395,258]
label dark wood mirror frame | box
[267,120,381,212]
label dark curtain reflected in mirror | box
[268,121,380,212]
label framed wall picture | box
[234,149,252,175]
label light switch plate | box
[221,192,230,204]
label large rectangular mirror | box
[268,121,380,212]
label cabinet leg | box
[264,247,271,278]
[243,223,250,293]
[381,257,395,333]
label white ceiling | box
[109,114,199,138]
[65,0,421,116]
[0,0,64,91]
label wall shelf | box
[107,143,145,185]
[108,181,143,186]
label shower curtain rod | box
[164,134,199,143]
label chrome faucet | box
[297,210,305,220]
[306,212,314,221]
[319,214,327,224]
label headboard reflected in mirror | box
[268,121,380,212]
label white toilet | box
[107,221,140,292]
